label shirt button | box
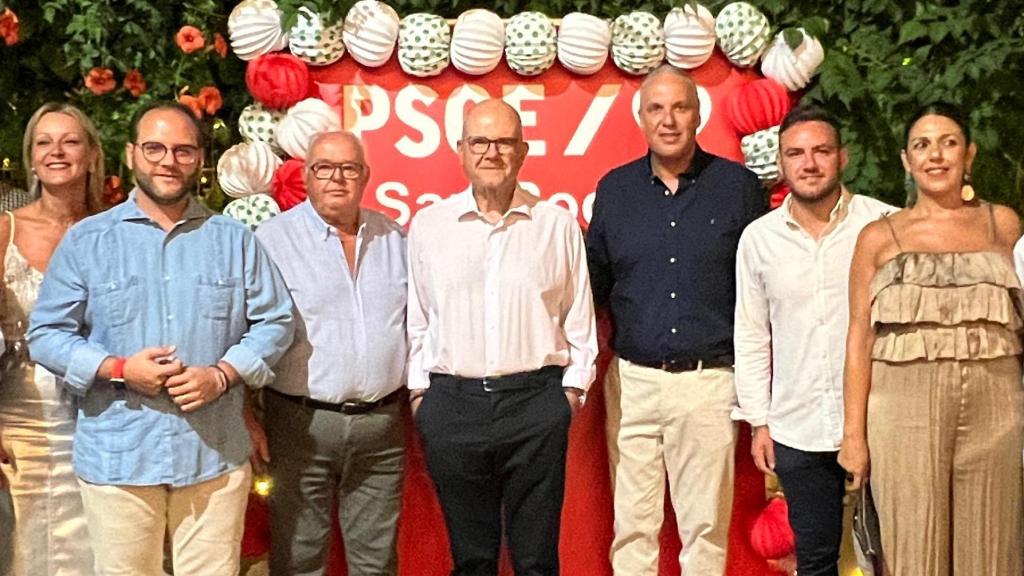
[669,257,677,264]
[670,221,677,227]
[670,292,676,299]
[167,314,174,321]
[163,275,171,282]
[671,328,678,334]
[664,190,670,197]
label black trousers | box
[415,367,572,576]
[773,442,847,576]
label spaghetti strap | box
[5,211,14,248]
[881,213,903,252]
[986,201,997,244]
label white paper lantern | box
[398,13,451,77]
[505,12,557,76]
[664,4,716,70]
[276,98,342,160]
[342,0,400,67]
[217,141,282,199]
[742,125,780,184]
[761,28,825,91]
[715,2,771,68]
[223,193,281,230]
[556,12,611,75]
[611,11,665,75]
[450,9,505,75]
[289,7,346,66]
[228,0,288,62]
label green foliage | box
[1,0,1022,209]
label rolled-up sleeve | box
[27,231,109,395]
[221,232,295,388]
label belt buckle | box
[482,377,496,392]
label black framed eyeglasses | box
[308,162,366,181]
[461,137,521,155]
[135,142,200,165]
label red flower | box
[103,176,126,206]
[178,94,203,119]
[123,69,146,97]
[272,159,308,211]
[197,86,223,116]
[175,25,205,54]
[246,53,310,110]
[84,67,117,96]
[0,8,19,47]
[212,33,228,58]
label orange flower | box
[212,33,228,58]
[123,69,146,97]
[178,94,203,118]
[197,86,223,116]
[103,176,126,206]
[175,25,205,54]
[0,8,20,47]
[84,67,117,95]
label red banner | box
[309,50,761,227]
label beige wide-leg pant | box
[605,357,737,576]
[868,356,1024,576]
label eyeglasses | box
[461,137,521,155]
[135,142,200,165]
[308,162,366,181]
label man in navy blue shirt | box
[587,65,764,576]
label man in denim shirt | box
[28,102,295,575]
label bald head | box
[462,99,523,140]
[308,131,365,163]
[639,65,698,108]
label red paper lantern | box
[769,181,790,209]
[272,158,308,211]
[750,497,795,560]
[725,78,792,136]
[241,491,270,558]
[246,53,310,110]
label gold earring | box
[961,172,975,202]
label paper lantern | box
[610,11,665,76]
[239,103,285,151]
[398,13,450,77]
[276,98,341,160]
[742,125,780,184]
[725,78,792,135]
[761,28,825,91]
[289,7,345,66]
[342,0,400,67]
[556,12,610,76]
[715,2,771,68]
[272,158,308,211]
[504,12,557,76]
[750,498,795,560]
[228,0,288,62]
[217,141,282,199]
[663,4,716,70]
[223,193,281,230]
[450,9,505,75]
[246,53,310,110]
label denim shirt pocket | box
[94,276,141,327]
[195,276,239,320]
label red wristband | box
[110,357,127,382]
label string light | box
[253,475,273,497]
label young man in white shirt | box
[733,105,894,576]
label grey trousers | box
[266,391,405,576]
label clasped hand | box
[121,345,225,412]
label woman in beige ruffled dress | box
[839,103,1024,576]
[0,102,105,575]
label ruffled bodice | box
[2,241,44,367]
[870,251,1024,362]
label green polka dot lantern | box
[239,103,285,152]
[289,7,345,66]
[610,11,665,75]
[741,125,780,184]
[223,193,281,230]
[715,2,771,68]
[504,12,557,76]
[398,13,450,77]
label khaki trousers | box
[605,358,737,576]
[77,463,251,576]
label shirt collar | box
[781,185,853,231]
[299,198,364,240]
[456,184,536,221]
[645,145,713,185]
[118,188,209,223]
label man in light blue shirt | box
[27,101,295,575]
[255,131,407,576]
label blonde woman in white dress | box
[0,102,106,575]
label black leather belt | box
[429,365,563,392]
[268,388,402,414]
[627,356,734,373]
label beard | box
[134,169,197,206]
[789,175,842,204]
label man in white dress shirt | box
[406,99,597,576]
[733,105,894,576]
